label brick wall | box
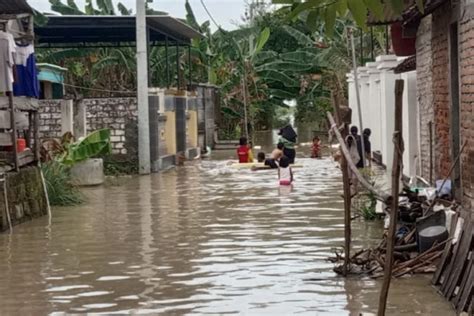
[84,98,138,156]
[459,13,474,214]
[416,16,434,181]
[39,97,138,159]
[38,100,62,139]
[431,5,452,179]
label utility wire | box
[200,0,221,30]
[62,83,135,95]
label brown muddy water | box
[0,155,454,315]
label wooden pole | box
[429,121,433,184]
[328,112,390,202]
[33,112,40,162]
[7,92,19,172]
[332,93,352,276]
[378,79,404,316]
[2,176,12,232]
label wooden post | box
[26,111,32,149]
[7,92,19,172]
[378,79,404,316]
[429,121,433,184]
[33,111,40,162]
[332,93,352,276]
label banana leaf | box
[60,129,112,165]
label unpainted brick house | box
[371,0,474,218]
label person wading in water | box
[278,125,297,164]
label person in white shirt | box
[278,156,293,186]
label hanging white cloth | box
[0,31,16,92]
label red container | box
[17,138,26,153]
[390,22,416,56]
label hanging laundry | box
[0,31,16,93]
[13,44,39,98]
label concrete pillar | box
[377,55,400,171]
[346,72,357,124]
[367,62,382,155]
[357,67,369,133]
[73,99,87,138]
[401,71,418,177]
[61,99,73,135]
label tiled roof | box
[0,0,34,15]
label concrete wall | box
[347,55,419,179]
[0,166,48,232]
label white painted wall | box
[367,62,382,154]
[377,55,400,171]
[401,71,419,177]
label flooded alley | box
[0,158,454,315]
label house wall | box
[459,6,474,213]
[416,16,434,181]
[431,5,452,179]
[416,3,474,214]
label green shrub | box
[41,161,83,206]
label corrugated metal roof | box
[35,15,203,47]
[0,0,34,15]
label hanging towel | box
[0,31,16,93]
[13,44,39,98]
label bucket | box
[418,225,448,253]
[17,139,26,153]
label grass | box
[41,161,84,206]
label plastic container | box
[17,138,26,153]
[418,225,448,253]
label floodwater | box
[0,151,455,315]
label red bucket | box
[17,138,26,153]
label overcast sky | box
[28,0,248,30]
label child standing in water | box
[237,137,251,163]
[278,156,293,185]
[311,136,321,158]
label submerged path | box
[0,158,453,315]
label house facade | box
[349,0,474,218]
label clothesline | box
[62,83,136,95]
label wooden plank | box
[433,213,459,285]
[441,219,466,293]
[33,112,39,161]
[0,111,29,129]
[445,220,473,299]
[7,92,19,172]
[456,251,473,314]
[0,133,13,146]
[0,96,38,111]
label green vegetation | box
[41,129,112,206]
[38,0,389,139]
[41,161,84,206]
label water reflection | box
[0,156,454,315]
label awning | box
[393,55,416,74]
[35,15,204,47]
[0,0,34,15]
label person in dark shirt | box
[350,126,364,169]
[363,128,372,167]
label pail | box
[17,139,26,153]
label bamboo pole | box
[328,112,390,202]
[332,93,352,276]
[2,176,12,232]
[378,79,405,316]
